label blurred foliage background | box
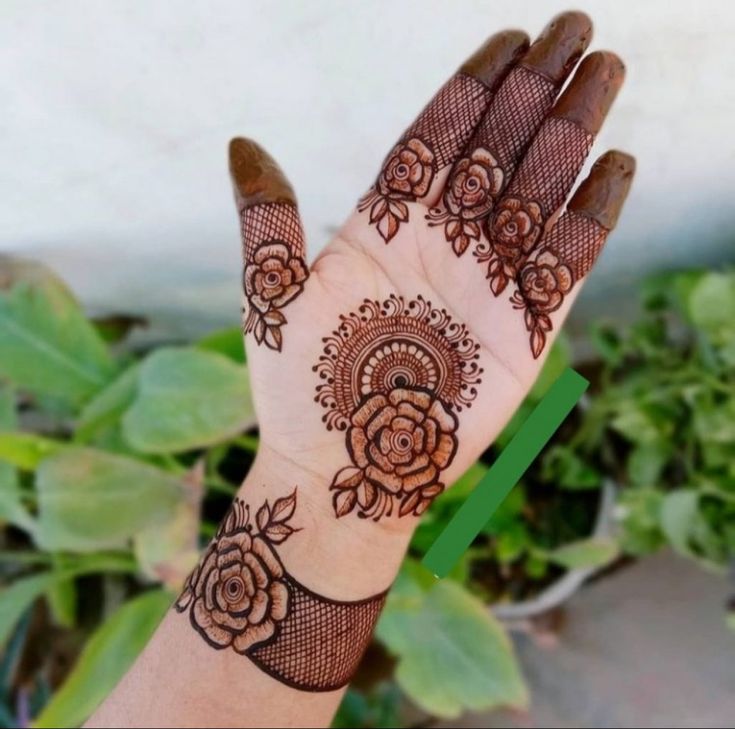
[0,257,733,727]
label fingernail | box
[569,150,636,229]
[521,10,593,83]
[552,51,626,134]
[460,29,530,90]
[229,138,296,209]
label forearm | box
[86,452,414,729]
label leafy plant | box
[575,270,735,576]
[4,257,728,727]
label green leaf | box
[133,461,204,590]
[617,487,665,556]
[541,445,601,491]
[0,283,116,406]
[35,448,183,551]
[660,490,699,558]
[494,523,530,564]
[687,272,735,334]
[45,577,77,629]
[0,387,34,532]
[627,440,671,488]
[76,363,140,442]
[0,572,56,648]
[0,432,68,470]
[376,578,527,718]
[547,537,619,570]
[122,348,255,453]
[34,590,171,729]
[196,326,246,363]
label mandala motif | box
[313,295,482,520]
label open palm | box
[231,12,633,524]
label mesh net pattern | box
[400,73,492,170]
[469,66,557,173]
[507,116,593,215]
[241,202,305,261]
[248,576,387,692]
[544,210,608,278]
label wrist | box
[233,446,413,599]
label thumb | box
[229,138,309,352]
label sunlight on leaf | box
[122,348,255,453]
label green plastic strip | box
[422,368,589,578]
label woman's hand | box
[88,12,635,727]
[232,10,632,537]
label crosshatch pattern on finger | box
[240,202,308,351]
[399,73,494,171]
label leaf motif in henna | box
[333,488,358,518]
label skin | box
[87,11,635,728]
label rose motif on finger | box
[244,241,308,314]
[518,250,574,314]
[177,528,290,653]
[242,240,308,350]
[484,197,544,294]
[445,148,503,219]
[377,138,435,199]
[427,147,504,256]
[358,138,436,243]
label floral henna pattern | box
[240,203,309,351]
[476,196,544,294]
[510,211,607,358]
[357,137,434,243]
[314,296,482,520]
[175,489,389,692]
[358,74,494,243]
[175,494,297,652]
[426,148,504,256]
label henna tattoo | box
[358,74,494,243]
[511,210,606,358]
[175,490,388,692]
[240,203,309,351]
[426,67,556,256]
[314,296,482,520]
[476,116,594,297]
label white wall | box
[1,0,734,338]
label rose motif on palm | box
[333,388,458,519]
[315,296,482,521]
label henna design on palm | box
[314,296,482,520]
[175,489,387,691]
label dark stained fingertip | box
[229,137,296,210]
[569,150,636,229]
[521,10,593,83]
[460,30,531,90]
[552,51,626,134]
